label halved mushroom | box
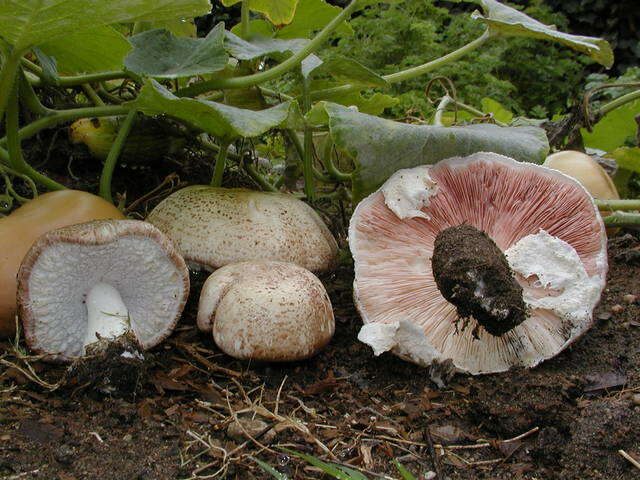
[349,152,607,375]
[18,219,189,361]
[0,190,125,337]
[146,186,338,272]
[197,261,334,362]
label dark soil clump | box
[432,224,527,336]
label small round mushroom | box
[349,152,607,375]
[544,150,619,200]
[197,261,334,362]
[146,186,338,272]
[0,190,125,337]
[17,219,189,361]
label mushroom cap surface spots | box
[18,219,189,361]
[198,261,335,362]
[0,190,124,337]
[349,152,607,374]
[146,186,338,272]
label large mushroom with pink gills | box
[17,219,189,361]
[349,152,608,375]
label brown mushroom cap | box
[544,150,619,200]
[18,219,189,361]
[349,152,607,374]
[146,186,338,272]
[0,190,124,337]
[197,261,335,362]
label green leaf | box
[308,55,388,88]
[230,19,274,38]
[321,102,549,200]
[250,457,291,480]
[138,18,198,37]
[607,147,640,174]
[481,97,513,123]
[393,459,417,480]
[336,465,369,480]
[32,48,59,84]
[276,0,352,39]
[472,0,613,68]
[279,448,355,480]
[582,99,640,152]
[125,24,228,79]
[222,0,298,26]
[311,85,398,116]
[225,31,308,60]
[130,79,300,140]
[301,54,324,78]
[39,26,131,74]
[0,0,212,52]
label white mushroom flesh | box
[20,222,189,359]
[84,282,130,349]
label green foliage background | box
[322,0,591,119]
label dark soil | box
[1,129,639,480]
[432,224,527,336]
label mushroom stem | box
[431,225,527,336]
[84,282,130,349]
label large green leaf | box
[0,0,211,52]
[582,99,640,152]
[308,85,398,117]
[321,103,549,199]
[608,147,640,173]
[221,0,298,26]
[130,80,300,140]
[307,56,388,88]
[276,0,352,39]
[39,26,131,74]
[472,0,613,68]
[224,31,308,60]
[125,24,227,79]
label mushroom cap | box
[18,219,189,361]
[0,190,124,337]
[197,261,335,362]
[349,152,608,375]
[146,186,338,272]
[544,150,619,200]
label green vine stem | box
[177,0,361,97]
[0,163,38,204]
[596,199,640,211]
[310,30,492,101]
[322,136,351,181]
[244,163,278,192]
[0,105,130,147]
[99,110,137,202]
[241,1,251,38]
[6,83,64,190]
[211,140,231,187]
[0,47,23,122]
[21,57,127,88]
[82,84,105,107]
[602,211,640,227]
[598,89,640,118]
[302,77,316,200]
[18,68,51,116]
[433,95,452,127]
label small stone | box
[226,418,275,443]
[623,294,637,304]
[424,472,437,480]
[611,304,625,313]
[632,394,640,406]
[597,312,612,321]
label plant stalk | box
[211,141,231,187]
[603,211,640,227]
[177,0,361,97]
[241,1,251,38]
[598,89,640,117]
[6,82,64,190]
[0,48,23,122]
[322,136,351,181]
[310,30,492,101]
[596,199,640,211]
[99,109,137,202]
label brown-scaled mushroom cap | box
[18,219,189,361]
[349,152,607,375]
[544,150,619,200]
[146,186,338,272]
[0,190,125,337]
[197,261,335,362]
